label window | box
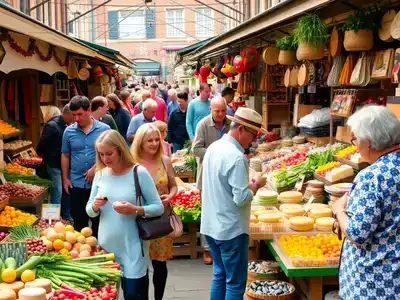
[255,0,260,15]
[119,10,146,39]
[195,8,214,38]
[20,0,29,14]
[166,9,184,38]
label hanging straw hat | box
[67,59,79,79]
[227,107,268,134]
[78,68,90,81]
[92,65,103,76]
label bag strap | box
[133,165,143,206]
[133,164,145,257]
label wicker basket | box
[278,50,297,65]
[296,42,324,61]
[247,260,282,284]
[344,30,373,51]
[246,280,295,300]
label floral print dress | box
[339,151,400,299]
[149,161,173,261]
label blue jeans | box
[122,273,149,300]
[46,166,62,205]
[206,234,249,300]
[172,143,183,153]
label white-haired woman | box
[333,105,400,300]
[86,130,164,300]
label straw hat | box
[78,68,90,81]
[227,107,268,134]
[92,65,103,76]
[82,60,91,69]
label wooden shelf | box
[267,102,289,106]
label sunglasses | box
[243,126,258,140]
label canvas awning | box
[135,61,161,76]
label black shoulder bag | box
[133,165,173,241]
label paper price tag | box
[306,195,315,206]
[295,175,305,192]
[41,204,60,220]
[0,173,6,184]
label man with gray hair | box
[167,88,179,116]
[127,98,158,142]
[37,104,74,219]
[192,97,230,264]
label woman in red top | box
[120,90,135,116]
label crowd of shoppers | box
[36,81,254,300]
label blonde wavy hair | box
[131,123,163,163]
[95,130,135,171]
[153,120,168,139]
[43,105,61,123]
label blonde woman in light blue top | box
[86,130,164,300]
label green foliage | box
[276,35,296,50]
[293,14,329,46]
[343,8,380,32]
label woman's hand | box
[93,196,107,212]
[332,193,349,215]
[160,194,171,208]
[112,201,138,215]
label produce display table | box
[172,222,199,259]
[266,241,338,300]
[175,170,195,183]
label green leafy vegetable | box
[343,7,380,32]
[9,223,40,241]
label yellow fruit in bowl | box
[59,248,69,256]
[63,242,72,251]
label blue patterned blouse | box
[339,151,400,300]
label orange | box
[21,270,35,283]
[53,239,64,251]
[1,268,16,283]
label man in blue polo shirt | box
[61,96,109,236]
[126,98,157,143]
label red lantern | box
[233,55,248,73]
[199,65,211,83]
[241,47,260,69]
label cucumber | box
[5,257,16,269]
[0,258,4,283]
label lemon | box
[2,268,16,283]
[21,270,35,283]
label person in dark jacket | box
[37,104,74,210]
[91,96,118,130]
[106,93,131,143]
[167,92,190,152]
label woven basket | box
[344,30,373,51]
[247,260,281,284]
[246,280,295,300]
[296,42,324,61]
[278,50,297,65]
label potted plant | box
[343,8,379,51]
[293,14,329,61]
[276,35,297,65]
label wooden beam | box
[193,0,239,21]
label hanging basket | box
[296,42,324,61]
[278,50,297,65]
[344,30,373,52]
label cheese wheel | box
[24,279,52,294]
[309,207,332,219]
[258,213,282,223]
[305,203,329,211]
[307,180,324,189]
[18,288,46,300]
[279,204,305,217]
[250,215,258,223]
[0,282,24,296]
[279,191,303,204]
[251,205,266,212]
[253,210,269,217]
[289,216,314,231]
[0,288,16,300]
[315,217,335,232]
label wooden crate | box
[172,223,199,259]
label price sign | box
[295,175,306,192]
[306,195,315,206]
[41,204,60,220]
[20,150,30,159]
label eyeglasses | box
[351,137,357,146]
[243,126,258,140]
